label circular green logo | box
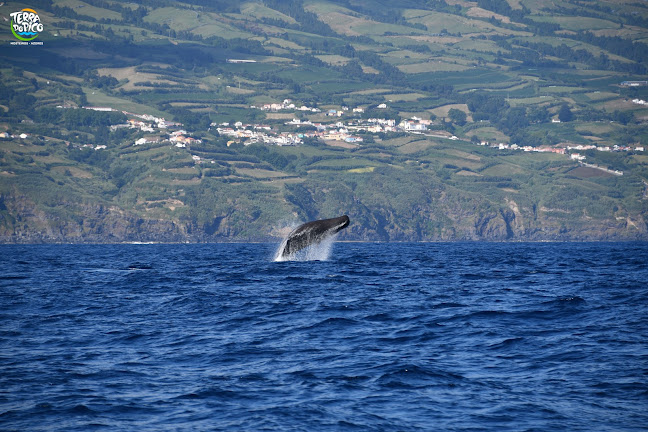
[10,9,42,41]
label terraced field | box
[0,0,646,241]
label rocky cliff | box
[2,190,645,244]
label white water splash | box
[273,233,338,262]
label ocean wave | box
[1,242,646,431]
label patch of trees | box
[332,1,427,31]
[549,2,648,30]
[7,47,86,76]
[499,106,529,133]
[583,150,632,173]
[109,161,148,189]
[528,106,550,124]
[284,183,318,220]
[475,0,546,31]
[283,40,406,86]
[67,146,113,171]
[66,0,230,37]
[33,107,127,145]
[203,166,233,177]
[418,83,456,100]
[355,51,406,83]
[66,0,145,23]
[448,108,467,126]
[166,106,211,130]
[240,144,298,172]
[475,0,514,16]
[466,92,509,122]
[133,82,200,92]
[339,60,365,80]
[513,40,646,74]
[263,0,337,37]
[0,83,36,118]
[328,43,356,58]
[83,70,119,90]
[88,39,222,71]
[464,92,565,146]
[99,19,170,41]
[52,1,243,51]
[424,1,462,14]
[63,109,127,129]
[558,104,573,123]
[206,36,270,56]
[572,31,648,67]
[611,110,634,126]
[135,65,183,78]
[178,0,242,13]
[401,44,432,54]
[50,5,93,22]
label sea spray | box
[272,215,349,261]
[274,232,338,262]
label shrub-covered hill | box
[0,0,647,242]
[2,128,646,242]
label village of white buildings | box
[2,100,643,173]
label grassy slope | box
[0,0,647,241]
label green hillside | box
[1,0,647,242]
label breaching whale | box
[279,215,350,258]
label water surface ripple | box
[1,242,646,431]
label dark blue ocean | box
[1,242,647,431]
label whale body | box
[280,215,350,258]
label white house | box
[84,106,113,112]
